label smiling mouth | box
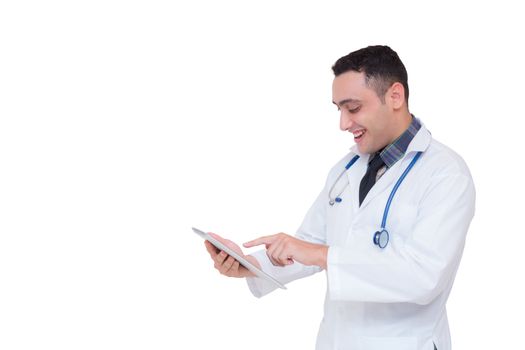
[353,129,366,140]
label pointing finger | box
[243,235,279,248]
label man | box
[205,45,475,350]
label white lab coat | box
[246,125,475,350]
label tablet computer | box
[192,227,286,290]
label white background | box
[1,1,524,349]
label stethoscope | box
[328,151,423,249]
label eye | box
[348,106,361,113]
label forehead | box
[332,71,374,104]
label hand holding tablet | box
[193,227,286,290]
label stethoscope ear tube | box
[328,155,360,206]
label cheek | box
[366,108,389,133]
[362,113,388,150]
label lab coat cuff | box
[327,246,343,300]
[245,250,279,298]
[246,276,264,298]
[246,249,321,298]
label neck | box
[388,111,412,144]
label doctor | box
[205,45,475,350]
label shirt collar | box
[379,115,421,168]
[349,115,428,165]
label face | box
[332,71,397,154]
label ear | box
[387,82,406,110]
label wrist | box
[245,255,261,277]
[317,245,328,269]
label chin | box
[356,144,371,155]
[356,147,367,154]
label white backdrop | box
[1,1,524,349]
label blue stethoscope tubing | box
[329,151,423,249]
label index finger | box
[243,235,276,248]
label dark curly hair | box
[332,45,409,105]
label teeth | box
[353,129,365,138]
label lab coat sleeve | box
[246,188,327,298]
[327,173,475,304]
[246,250,322,297]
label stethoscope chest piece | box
[373,229,389,249]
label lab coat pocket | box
[389,203,418,243]
[357,336,417,350]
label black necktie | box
[359,153,385,206]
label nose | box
[339,110,354,131]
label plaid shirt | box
[373,115,421,180]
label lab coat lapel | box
[345,148,370,214]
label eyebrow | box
[332,98,362,107]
